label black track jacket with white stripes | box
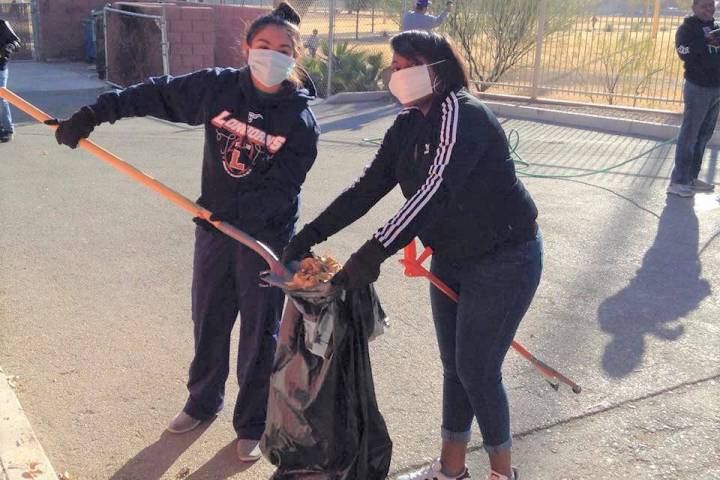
[307,88,538,263]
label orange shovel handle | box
[0,87,289,278]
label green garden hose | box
[506,129,678,179]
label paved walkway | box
[1,62,718,480]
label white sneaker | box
[691,178,715,191]
[236,439,262,462]
[166,411,202,434]
[489,467,519,480]
[397,459,470,480]
[667,183,695,197]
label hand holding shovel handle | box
[0,87,290,279]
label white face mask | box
[248,48,296,87]
[389,63,439,105]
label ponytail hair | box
[246,2,302,56]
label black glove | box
[193,213,222,232]
[281,224,326,265]
[331,238,388,290]
[44,106,98,149]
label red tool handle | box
[400,239,581,394]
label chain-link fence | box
[289,0,401,99]
[0,0,33,60]
[295,0,688,110]
[114,0,690,109]
[104,6,168,87]
[445,0,686,110]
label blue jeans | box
[183,226,285,440]
[0,67,13,133]
[430,231,543,454]
[671,80,720,185]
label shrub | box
[301,41,386,96]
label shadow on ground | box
[185,440,256,480]
[598,195,711,378]
[109,421,226,480]
[317,102,397,134]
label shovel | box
[0,87,291,279]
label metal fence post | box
[158,7,170,76]
[30,0,41,60]
[103,6,110,83]
[651,0,661,39]
[327,0,336,98]
[530,0,547,100]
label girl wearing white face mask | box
[283,31,541,480]
[48,2,319,462]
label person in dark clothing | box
[669,0,719,197]
[46,2,319,462]
[0,18,20,143]
[282,31,541,480]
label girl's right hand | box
[44,106,98,149]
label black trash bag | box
[260,284,392,480]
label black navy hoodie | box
[90,67,320,246]
[676,15,720,87]
[306,88,538,263]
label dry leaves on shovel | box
[285,256,342,290]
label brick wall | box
[37,0,269,82]
[37,0,113,60]
[213,5,270,69]
[165,4,216,75]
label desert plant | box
[598,33,663,105]
[446,0,597,91]
[301,40,386,96]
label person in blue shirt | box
[401,0,453,32]
[0,18,20,143]
[47,2,319,463]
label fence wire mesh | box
[0,0,33,60]
[106,0,691,109]
[446,1,686,109]
[104,6,165,87]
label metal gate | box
[0,0,33,59]
[103,5,169,88]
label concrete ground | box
[1,63,719,480]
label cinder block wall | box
[37,0,267,68]
[213,5,270,69]
[37,0,268,83]
[37,0,113,60]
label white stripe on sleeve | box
[375,92,460,248]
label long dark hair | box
[390,31,470,93]
[246,2,304,86]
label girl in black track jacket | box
[48,3,319,462]
[283,31,541,480]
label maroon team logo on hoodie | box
[211,111,287,178]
